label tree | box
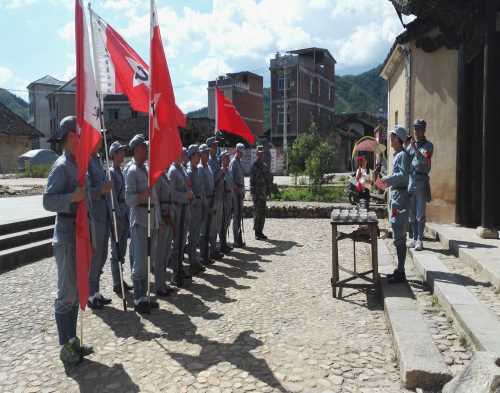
[288,122,320,176]
[305,141,336,191]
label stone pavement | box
[0,219,408,393]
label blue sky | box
[0,0,410,112]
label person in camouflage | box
[250,145,272,240]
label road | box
[0,195,52,225]
[0,219,406,393]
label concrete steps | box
[426,223,500,290]
[408,247,500,353]
[378,240,452,390]
[0,216,54,274]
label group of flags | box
[73,0,255,310]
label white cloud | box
[191,57,233,82]
[0,66,14,85]
[0,0,36,9]
[58,21,74,42]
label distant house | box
[0,102,43,173]
[27,75,65,149]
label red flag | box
[148,0,182,189]
[216,87,255,144]
[75,0,101,310]
[90,8,186,127]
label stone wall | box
[0,135,32,174]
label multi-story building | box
[269,48,336,147]
[207,71,264,139]
[27,75,65,148]
[47,77,145,150]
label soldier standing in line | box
[168,151,193,287]
[154,168,177,297]
[381,126,411,284]
[87,138,113,309]
[207,137,226,256]
[43,116,93,366]
[186,145,207,275]
[230,143,246,248]
[250,145,272,240]
[219,150,234,252]
[108,142,133,295]
[407,119,433,251]
[199,144,222,265]
[125,134,160,314]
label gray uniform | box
[167,163,190,282]
[199,162,216,261]
[109,163,131,287]
[220,167,234,245]
[87,155,111,298]
[125,160,159,303]
[186,161,205,267]
[230,156,245,244]
[43,152,79,345]
[384,149,411,272]
[407,140,433,242]
[209,154,223,242]
[155,173,174,291]
[123,160,134,270]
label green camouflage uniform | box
[250,159,272,235]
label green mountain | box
[187,106,208,119]
[0,88,29,120]
[335,65,387,114]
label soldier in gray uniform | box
[207,137,226,256]
[198,144,221,264]
[125,134,160,314]
[186,144,207,275]
[167,153,193,287]
[382,126,411,284]
[87,139,113,309]
[219,150,234,252]
[155,169,176,297]
[43,116,93,366]
[407,119,433,251]
[108,142,133,295]
[230,143,246,248]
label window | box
[329,86,333,101]
[278,77,290,91]
[277,104,291,125]
[309,78,313,94]
[132,111,138,119]
[395,110,399,126]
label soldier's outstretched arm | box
[43,164,75,213]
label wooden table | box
[330,208,379,298]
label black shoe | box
[258,233,268,240]
[388,270,407,284]
[156,288,174,298]
[123,281,133,291]
[202,258,215,266]
[255,233,267,240]
[211,252,224,260]
[386,268,399,279]
[99,295,112,305]
[233,242,245,248]
[87,298,103,310]
[134,301,150,315]
[220,245,233,253]
[149,299,159,309]
[190,264,206,276]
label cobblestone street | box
[0,219,407,393]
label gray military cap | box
[109,141,126,156]
[206,137,218,147]
[414,119,427,130]
[220,149,230,158]
[236,143,245,152]
[56,116,77,140]
[199,144,209,153]
[187,144,199,157]
[129,134,147,151]
[390,125,408,142]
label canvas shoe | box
[407,239,416,248]
[415,240,423,251]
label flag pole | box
[88,2,127,311]
[146,0,154,306]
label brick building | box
[208,72,264,140]
[269,48,336,147]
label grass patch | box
[271,185,346,203]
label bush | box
[305,142,336,190]
[23,163,51,178]
[271,185,345,202]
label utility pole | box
[283,67,288,174]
